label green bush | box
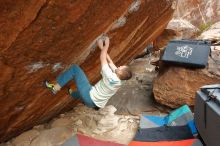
[196,22,213,36]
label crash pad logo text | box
[175,45,193,58]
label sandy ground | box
[1,105,140,146]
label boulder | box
[173,0,220,26]
[30,127,73,146]
[167,19,198,39]
[93,106,119,134]
[200,21,220,77]
[153,65,220,108]
[153,23,220,108]
[12,130,40,146]
[0,0,175,141]
[50,118,72,128]
[167,0,220,39]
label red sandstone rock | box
[0,0,175,142]
[0,0,47,52]
[153,21,220,108]
[153,44,220,108]
[153,0,220,108]
[153,63,220,108]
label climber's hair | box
[115,66,132,80]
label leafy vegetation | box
[196,22,213,36]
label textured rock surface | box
[3,105,140,145]
[174,0,220,26]
[153,24,220,108]
[107,57,162,115]
[201,22,220,77]
[30,127,73,146]
[167,0,220,39]
[12,130,40,146]
[153,65,220,108]
[199,22,220,40]
[0,0,175,142]
[167,19,199,39]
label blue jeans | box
[56,64,96,108]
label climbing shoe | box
[68,88,73,96]
[44,80,57,94]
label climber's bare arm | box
[97,36,117,71]
[98,37,109,66]
[106,54,117,72]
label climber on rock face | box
[44,36,132,109]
